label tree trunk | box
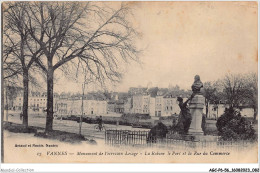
[205,99,209,118]
[45,65,54,132]
[5,87,8,121]
[253,106,257,123]
[216,105,219,119]
[79,83,86,135]
[22,69,29,127]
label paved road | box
[6,113,150,140]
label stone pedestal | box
[188,94,204,136]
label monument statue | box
[191,75,203,94]
[177,95,194,134]
[188,75,205,137]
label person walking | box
[97,116,103,131]
[20,112,23,121]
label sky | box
[53,1,258,93]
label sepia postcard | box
[1,1,258,165]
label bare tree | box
[23,2,139,132]
[3,2,43,127]
[3,43,22,122]
[217,74,248,108]
[203,82,217,118]
[3,47,22,81]
[243,73,258,122]
[76,67,95,135]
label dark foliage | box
[4,122,37,133]
[216,107,256,141]
[35,131,87,144]
[201,114,206,134]
[147,122,168,143]
[121,113,151,120]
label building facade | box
[132,94,150,114]
[107,101,116,112]
[124,98,132,114]
[163,93,180,116]
[130,92,182,117]
[56,98,108,117]
[14,91,59,112]
[114,101,124,113]
[149,97,156,117]
[155,95,163,117]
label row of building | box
[130,93,182,117]
[12,90,186,117]
[13,92,60,112]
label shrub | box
[121,113,151,120]
[4,122,37,133]
[159,114,178,120]
[35,130,87,143]
[216,107,256,141]
[120,113,151,125]
[147,122,168,143]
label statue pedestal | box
[188,94,204,137]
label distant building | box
[56,98,107,117]
[155,95,163,117]
[149,97,156,116]
[114,101,124,113]
[55,99,68,115]
[124,98,132,114]
[163,93,180,116]
[14,91,59,112]
[107,101,116,112]
[3,86,23,109]
[130,89,183,117]
[132,94,150,114]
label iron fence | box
[105,129,255,150]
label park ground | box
[3,111,257,144]
[4,112,150,141]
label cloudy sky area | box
[54,1,257,93]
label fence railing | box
[105,129,255,150]
[105,130,149,146]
